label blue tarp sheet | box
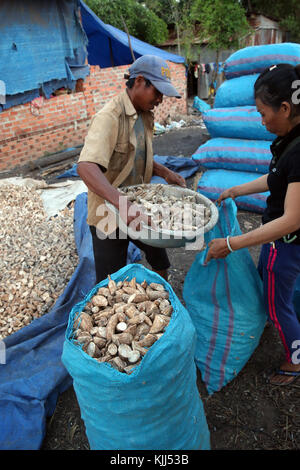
[0,0,89,111]
[0,0,184,111]
[80,1,185,68]
[56,154,200,180]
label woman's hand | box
[204,238,231,264]
[164,169,186,187]
[216,186,240,206]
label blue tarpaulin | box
[80,0,185,68]
[56,154,200,180]
[0,0,89,111]
[0,0,184,112]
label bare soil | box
[18,123,298,451]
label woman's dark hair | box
[125,76,152,89]
[254,63,300,118]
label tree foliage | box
[241,0,300,42]
[139,0,200,59]
[85,0,168,45]
[191,0,251,52]
[139,0,251,61]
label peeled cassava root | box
[72,276,173,374]
[120,183,211,232]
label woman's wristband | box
[226,236,234,253]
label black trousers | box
[90,226,170,284]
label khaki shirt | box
[78,89,154,233]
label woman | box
[205,63,300,386]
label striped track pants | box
[258,241,300,364]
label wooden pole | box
[120,15,136,63]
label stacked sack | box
[192,42,300,213]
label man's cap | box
[128,55,181,98]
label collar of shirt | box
[271,122,300,161]
[122,89,138,118]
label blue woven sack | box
[183,199,266,394]
[192,137,272,174]
[224,42,300,79]
[197,169,269,214]
[62,264,210,450]
[214,74,259,108]
[202,106,276,141]
[193,96,211,113]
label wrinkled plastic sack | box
[214,74,259,108]
[62,263,210,450]
[153,121,186,135]
[192,137,272,174]
[224,42,300,79]
[193,96,211,113]
[183,199,266,394]
[202,106,276,141]
[197,169,269,214]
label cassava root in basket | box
[120,184,211,232]
[72,276,173,374]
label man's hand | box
[120,200,156,231]
[164,169,186,187]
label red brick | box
[0,61,186,171]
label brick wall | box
[0,62,187,172]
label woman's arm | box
[205,182,300,263]
[216,174,269,205]
[231,182,300,249]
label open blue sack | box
[214,74,259,108]
[197,169,269,214]
[224,42,300,79]
[192,137,272,174]
[202,106,276,141]
[183,199,266,394]
[62,264,210,450]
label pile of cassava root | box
[72,275,173,374]
[0,183,78,340]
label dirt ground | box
[13,122,299,451]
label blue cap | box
[128,55,181,98]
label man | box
[77,54,186,284]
